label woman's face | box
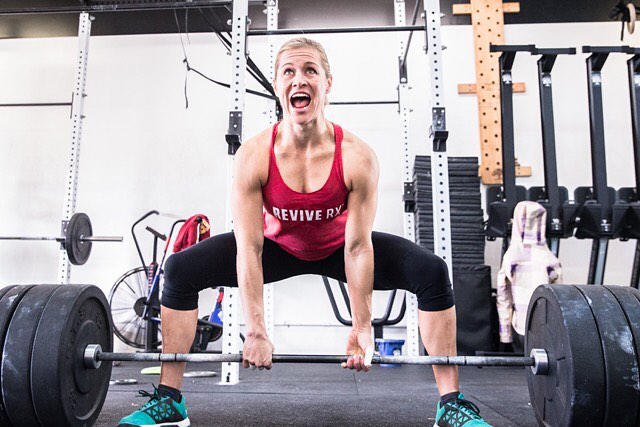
[274,47,332,126]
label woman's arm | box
[232,137,274,368]
[342,137,379,370]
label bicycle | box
[108,210,223,352]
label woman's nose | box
[292,75,308,87]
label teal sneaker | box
[118,387,190,427]
[434,394,492,427]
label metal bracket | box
[225,111,242,155]
[431,107,446,131]
[399,56,408,84]
[60,220,70,250]
[430,107,448,152]
[403,181,416,212]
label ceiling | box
[0,0,620,39]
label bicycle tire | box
[109,267,162,349]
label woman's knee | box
[161,253,199,310]
[163,253,183,286]
[428,255,451,288]
[414,254,454,311]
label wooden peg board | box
[454,0,530,184]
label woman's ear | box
[326,75,333,94]
[273,80,279,97]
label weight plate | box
[31,284,113,427]
[0,284,18,302]
[575,285,639,426]
[0,285,34,426]
[526,284,605,427]
[66,212,93,266]
[110,379,138,385]
[200,315,223,343]
[605,285,640,427]
[210,325,223,342]
[2,285,61,426]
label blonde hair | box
[274,37,331,78]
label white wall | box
[1,19,639,353]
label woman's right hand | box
[242,331,275,370]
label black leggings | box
[161,231,454,312]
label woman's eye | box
[307,68,317,74]
[283,68,293,75]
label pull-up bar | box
[247,25,425,36]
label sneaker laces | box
[448,397,482,420]
[137,386,162,411]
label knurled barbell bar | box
[82,343,549,372]
[0,212,122,265]
[0,283,639,427]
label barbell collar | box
[85,344,103,369]
[529,348,549,376]
[88,346,545,371]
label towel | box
[173,214,211,253]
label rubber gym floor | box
[97,362,537,426]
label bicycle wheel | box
[109,267,162,349]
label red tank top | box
[263,122,349,261]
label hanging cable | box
[173,9,277,108]
[610,0,638,40]
[198,8,277,97]
[174,9,191,108]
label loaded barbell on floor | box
[82,344,550,373]
[0,212,122,265]
[0,283,639,427]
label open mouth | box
[290,92,311,109]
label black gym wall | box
[0,1,624,39]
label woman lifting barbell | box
[118,37,491,427]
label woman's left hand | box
[341,328,374,372]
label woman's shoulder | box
[242,126,274,151]
[337,125,378,189]
[339,126,376,161]
[234,126,273,184]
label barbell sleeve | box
[0,236,62,241]
[79,236,123,242]
[0,235,122,242]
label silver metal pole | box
[248,25,424,36]
[394,0,420,358]
[0,236,122,242]
[221,0,249,386]
[424,0,453,280]
[58,12,92,284]
[264,0,279,346]
[80,236,123,242]
[96,351,537,367]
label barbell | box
[0,212,122,265]
[0,283,639,427]
[82,344,549,371]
